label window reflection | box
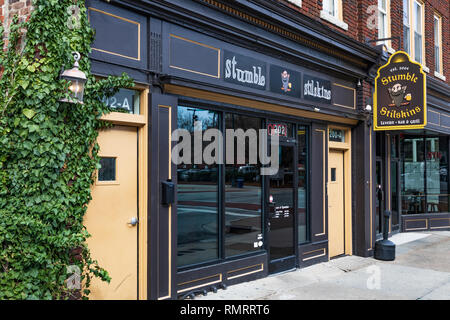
[401,136,425,214]
[426,137,449,213]
[269,145,295,260]
[177,106,220,268]
[224,114,262,257]
[400,135,449,215]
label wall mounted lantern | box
[60,52,87,104]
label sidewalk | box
[196,231,450,300]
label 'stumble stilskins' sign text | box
[374,51,427,131]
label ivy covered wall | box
[0,0,132,299]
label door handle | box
[128,217,139,227]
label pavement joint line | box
[415,277,450,300]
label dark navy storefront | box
[86,0,386,300]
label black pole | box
[374,209,396,261]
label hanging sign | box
[374,51,426,131]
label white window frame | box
[403,0,411,54]
[404,0,427,71]
[412,0,425,66]
[286,0,302,7]
[320,0,348,30]
[377,0,393,52]
[433,14,445,80]
[378,0,388,39]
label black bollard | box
[374,210,396,261]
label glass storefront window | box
[176,102,311,269]
[426,137,449,213]
[391,135,400,229]
[177,106,220,268]
[400,135,449,215]
[224,114,263,258]
[401,136,425,214]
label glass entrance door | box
[268,144,296,274]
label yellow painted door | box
[328,150,345,258]
[84,125,138,300]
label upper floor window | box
[286,0,302,7]
[323,0,337,17]
[403,0,411,54]
[378,0,388,40]
[403,0,425,67]
[413,0,424,64]
[434,14,444,78]
[378,0,392,49]
[320,0,348,30]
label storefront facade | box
[84,0,385,300]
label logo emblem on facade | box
[281,70,292,92]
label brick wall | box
[1,0,33,38]
[279,1,379,42]
[279,0,449,85]
[423,0,449,84]
[1,0,448,85]
[0,0,5,26]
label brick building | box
[1,0,449,300]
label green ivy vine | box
[0,0,133,299]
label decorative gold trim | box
[138,89,149,300]
[302,248,326,261]
[88,7,141,61]
[439,113,450,129]
[156,105,172,300]
[315,129,326,237]
[164,84,359,125]
[428,109,441,126]
[227,264,264,280]
[178,274,223,293]
[429,218,450,230]
[169,34,221,79]
[387,134,391,232]
[404,218,428,231]
[332,83,356,109]
[369,132,373,250]
[100,112,146,127]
